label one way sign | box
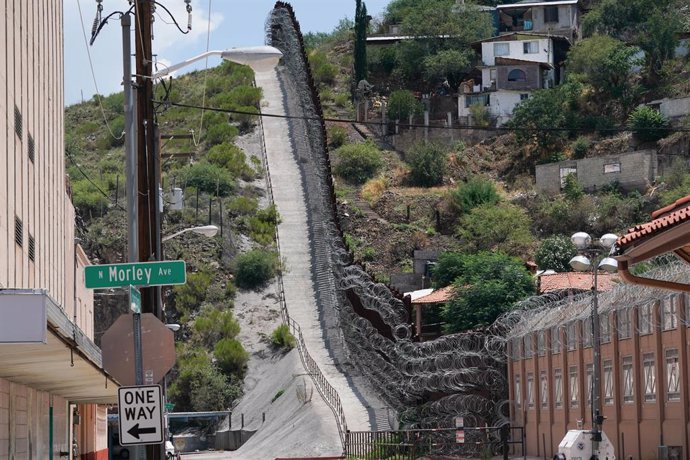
[118,385,164,446]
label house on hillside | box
[496,0,583,42]
[458,33,570,126]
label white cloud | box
[152,0,224,55]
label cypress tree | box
[354,0,368,86]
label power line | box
[154,100,690,134]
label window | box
[618,309,631,339]
[604,163,621,174]
[554,369,563,407]
[489,68,497,82]
[524,334,533,358]
[582,318,592,348]
[569,366,579,407]
[520,93,529,101]
[28,134,35,163]
[638,303,653,335]
[666,349,680,401]
[527,373,535,408]
[507,69,527,82]
[14,105,22,139]
[515,375,522,408]
[552,326,561,354]
[643,353,656,402]
[465,94,490,107]
[567,322,577,350]
[586,363,593,405]
[537,330,545,356]
[600,313,611,343]
[541,371,548,408]
[622,356,634,403]
[544,6,559,23]
[14,217,23,247]
[28,235,35,262]
[662,295,678,330]
[604,360,614,405]
[494,42,510,56]
[560,167,577,189]
[523,41,539,54]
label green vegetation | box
[627,106,669,142]
[271,324,296,350]
[214,338,249,375]
[354,0,369,86]
[271,389,285,403]
[534,235,577,272]
[234,249,280,290]
[327,126,348,149]
[436,252,535,333]
[387,90,422,121]
[333,141,384,184]
[450,176,501,214]
[405,142,447,187]
[456,202,535,257]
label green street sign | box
[165,403,175,411]
[129,285,141,314]
[84,261,187,289]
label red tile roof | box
[617,196,690,249]
[412,286,455,304]
[538,272,618,294]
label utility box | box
[557,430,615,460]
[169,187,184,210]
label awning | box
[0,289,118,404]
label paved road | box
[255,67,371,433]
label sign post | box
[130,285,141,314]
[118,385,164,446]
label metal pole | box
[591,262,602,450]
[122,12,138,264]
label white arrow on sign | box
[118,385,164,446]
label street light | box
[152,46,283,80]
[568,231,619,451]
[161,225,219,242]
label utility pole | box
[134,1,162,459]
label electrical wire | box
[75,0,125,141]
[191,0,214,148]
[153,99,690,134]
[153,1,190,34]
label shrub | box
[205,123,239,147]
[628,106,669,142]
[228,85,263,107]
[405,142,447,187]
[571,137,590,159]
[456,203,535,257]
[193,306,241,348]
[534,235,577,272]
[387,89,422,121]
[333,93,351,109]
[234,249,279,289]
[173,271,212,316]
[562,173,584,201]
[207,143,254,180]
[227,196,258,216]
[309,50,338,84]
[328,126,348,149]
[108,115,126,147]
[270,324,296,350]
[469,103,490,127]
[450,176,501,214]
[214,338,249,375]
[247,205,281,245]
[182,161,235,196]
[361,177,387,204]
[333,141,383,184]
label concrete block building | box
[1,1,117,458]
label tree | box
[567,35,641,110]
[534,235,577,272]
[422,49,473,91]
[405,142,447,187]
[438,251,535,333]
[333,141,383,184]
[456,202,535,257]
[386,89,422,121]
[354,0,369,85]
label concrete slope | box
[255,67,372,433]
[224,349,341,459]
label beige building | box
[0,1,117,458]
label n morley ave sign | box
[118,385,164,445]
[84,260,186,289]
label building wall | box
[481,38,552,66]
[529,5,578,36]
[509,293,690,459]
[535,150,656,194]
[496,64,542,91]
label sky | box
[64,0,390,106]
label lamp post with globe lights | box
[569,232,619,450]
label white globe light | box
[570,255,592,272]
[571,232,592,250]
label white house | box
[496,0,582,42]
[458,33,570,126]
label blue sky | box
[64,0,390,106]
